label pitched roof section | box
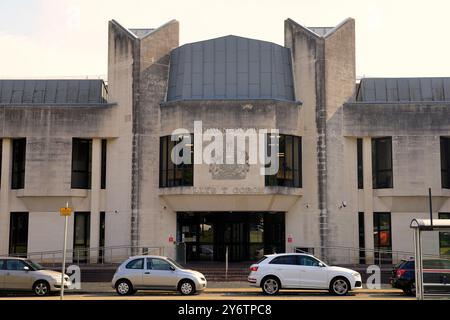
[166,35,295,102]
[0,79,107,104]
[356,78,450,103]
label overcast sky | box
[0,0,449,79]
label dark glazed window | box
[373,212,392,264]
[357,138,363,189]
[265,134,302,188]
[101,139,107,189]
[71,138,92,189]
[159,134,193,187]
[440,137,450,189]
[372,137,393,189]
[439,213,450,256]
[358,212,366,264]
[11,138,26,189]
[9,212,29,256]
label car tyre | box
[405,282,416,296]
[329,277,350,296]
[179,279,196,295]
[116,279,134,296]
[261,277,281,295]
[33,280,51,296]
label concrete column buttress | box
[89,138,101,263]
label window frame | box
[372,137,393,189]
[265,134,302,188]
[357,138,363,189]
[11,138,26,190]
[71,138,92,189]
[440,137,450,189]
[159,134,194,188]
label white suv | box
[248,253,362,295]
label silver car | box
[112,255,207,296]
[0,257,71,296]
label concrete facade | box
[0,18,448,264]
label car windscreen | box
[167,258,184,269]
[25,260,44,271]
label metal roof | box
[356,78,450,103]
[166,35,295,102]
[0,79,107,104]
[129,28,155,38]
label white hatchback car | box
[112,255,207,295]
[248,253,362,295]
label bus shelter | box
[410,219,450,300]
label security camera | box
[342,201,347,208]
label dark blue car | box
[391,259,450,296]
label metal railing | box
[5,245,164,266]
[290,245,450,267]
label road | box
[0,288,414,300]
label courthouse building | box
[0,18,449,264]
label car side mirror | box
[170,265,176,271]
[23,266,30,272]
[318,262,325,268]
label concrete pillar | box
[0,139,12,255]
[89,138,101,263]
[363,137,374,264]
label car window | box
[148,258,173,271]
[0,260,5,270]
[299,256,321,267]
[269,255,298,265]
[125,258,144,270]
[6,259,27,271]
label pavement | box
[0,281,415,300]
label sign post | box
[59,203,72,300]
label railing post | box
[225,246,229,281]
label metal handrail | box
[3,245,165,266]
[291,244,450,266]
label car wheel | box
[33,281,50,296]
[407,282,416,296]
[179,280,196,295]
[261,277,280,295]
[116,279,134,296]
[329,277,350,296]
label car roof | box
[264,253,316,258]
[126,255,168,260]
[0,257,27,260]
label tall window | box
[265,134,302,188]
[159,135,193,188]
[101,139,107,189]
[440,137,450,189]
[357,138,363,189]
[439,213,450,256]
[372,137,393,189]
[11,138,26,189]
[358,212,365,264]
[373,212,392,264]
[73,212,90,263]
[71,138,92,189]
[9,212,29,256]
[0,139,2,188]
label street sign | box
[60,207,72,216]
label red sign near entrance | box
[169,235,174,243]
[287,234,293,243]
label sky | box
[0,0,449,79]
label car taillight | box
[250,266,258,272]
[396,269,406,278]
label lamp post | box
[59,202,72,300]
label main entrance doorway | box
[177,212,285,262]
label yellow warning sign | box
[60,207,72,216]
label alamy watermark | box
[170,121,280,176]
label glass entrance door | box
[177,212,285,262]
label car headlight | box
[352,272,360,277]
